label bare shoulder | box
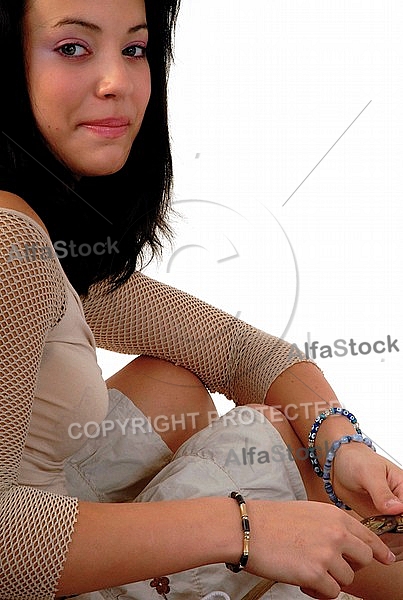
[0,191,49,236]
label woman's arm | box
[56,496,394,599]
[266,360,354,452]
[83,271,403,518]
[265,361,403,517]
[82,271,313,405]
[56,496,241,594]
[0,209,79,598]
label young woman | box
[0,1,402,599]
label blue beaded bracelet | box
[308,408,362,477]
[323,434,376,510]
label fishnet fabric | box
[83,272,312,405]
[0,208,312,598]
[0,211,79,599]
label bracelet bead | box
[322,434,376,510]
[308,408,362,477]
[225,491,250,573]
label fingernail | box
[387,551,396,563]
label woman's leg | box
[106,355,217,453]
[65,357,217,505]
[92,358,401,599]
[246,404,330,504]
[110,404,310,600]
[106,356,341,505]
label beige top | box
[0,207,309,599]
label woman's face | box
[24,0,151,177]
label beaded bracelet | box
[225,491,250,573]
[323,434,376,510]
[308,408,362,477]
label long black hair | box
[0,0,180,296]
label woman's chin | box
[70,156,129,178]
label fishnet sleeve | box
[0,212,79,599]
[83,272,314,405]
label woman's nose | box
[95,56,134,99]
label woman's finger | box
[350,519,396,566]
[380,533,403,561]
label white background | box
[98,0,402,465]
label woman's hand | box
[332,442,403,517]
[245,500,395,599]
[329,443,403,561]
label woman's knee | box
[106,356,217,452]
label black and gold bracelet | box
[225,491,250,573]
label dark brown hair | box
[0,0,181,295]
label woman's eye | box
[122,45,147,58]
[57,43,88,58]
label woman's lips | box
[80,118,131,139]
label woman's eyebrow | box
[52,18,148,35]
